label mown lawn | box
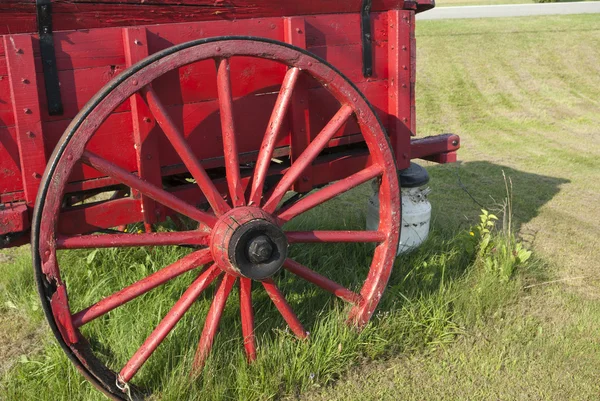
[302,14,600,401]
[1,14,599,401]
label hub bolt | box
[247,235,274,264]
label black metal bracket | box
[36,0,63,115]
[360,0,373,78]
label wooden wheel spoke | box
[56,231,209,250]
[277,164,383,223]
[119,264,221,382]
[283,259,362,305]
[249,67,300,206]
[192,273,237,371]
[142,86,230,215]
[239,277,257,362]
[72,250,213,328]
[216,58,245,207]
[263,104,354,213]
[262,278,307,339]
[81,151,217,227]
[286,230,386,244]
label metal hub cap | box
[211,207,288,280]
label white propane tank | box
[366,163,432,255]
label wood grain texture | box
[4,35,47,204]
[0,1,404,34]
[123,27,163,228]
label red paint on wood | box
[410,133,460,160]
[0,1,405,35]
[239,278,256,362]
[386,10,414,170]
[192,273,237,372]
[283,258,362,305]
[119,264,221,382]
[72,249,213,327]
[262,278,307,338]
[124,27,163,229]
[4,35,47,204]
[284,17,313,193]
[0,203,29,235]
[0,126,22,194]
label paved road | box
[416,1,600,20]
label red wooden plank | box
[154,93,291,169]
[0,1,405,35]
[0,126,22,194]
[0,191,25,204]
[123,27,162,228]
[308,81,389,140]
[43,112,136,183]
[304,13,389,47]
[309,43,389,84]
[386,10,413,170]
[0,203,29,235]
[37,65,129,124]
[4,35,47,204]
[284,17,313,192]
[58,197,143,235]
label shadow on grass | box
[0,161,569,401]
[426,160,569,234]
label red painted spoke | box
[262,279,307,339]
[142,87,230,215]
[56,231,209,250]
[216,58,245,208]
[239,278,256,362]
[283,259,362,305]
[82,151,217,227]
[249,67,300,206]
[72,250,213,328]
[286,230,386,244]
[263,104,354,213]
[278,164,383,223]
[119,264,221,382]
[192,273,237,371]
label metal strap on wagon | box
[36,0,64,115]
[361,0,373,78]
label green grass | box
[435,0,598,8]
[300,14,600,400]
[1,13,599,401]
[1,187,523,400]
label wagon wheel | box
[32,37,400,400]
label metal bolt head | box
[143,117,151,123]
[23,108,31,114]
[247,235,274,264]
[26,131,35,138]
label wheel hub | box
[210,207,287,280]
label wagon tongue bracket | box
[210,207,288,280]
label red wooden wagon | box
[0,1,459,398]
